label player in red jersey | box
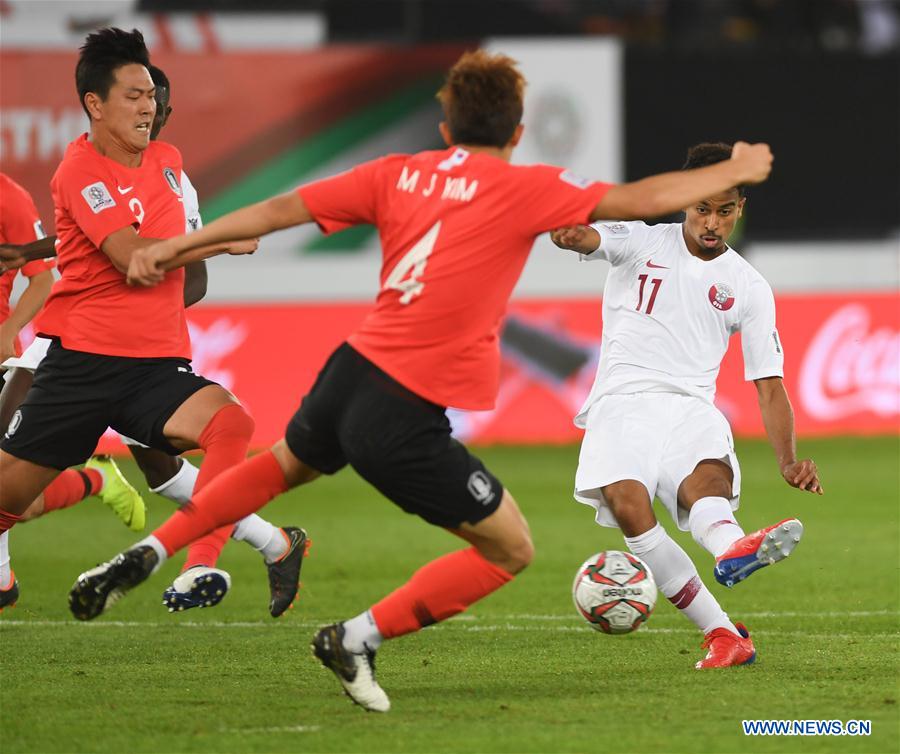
[0,29,308,617]
[69,50,773,711]
[0,173,148,610]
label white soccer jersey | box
[180,170,202,234]
[574,221,783,426]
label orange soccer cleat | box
[695,622,756,669]
[714,518,803,587]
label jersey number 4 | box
[384,221,441,305]
[636,274,662,314]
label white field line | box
[1,618,897,642]
[222,726,320,734]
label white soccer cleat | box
[162,566,231,612]
[312,623,390,712]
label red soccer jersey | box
[0,173,55,326]
[35,135,190,358]
[298,147,612,409]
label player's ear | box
[438,121,452,147]
[84,92,104,121]
[508,123,524,148]
[737,197,747,217]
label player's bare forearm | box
[0,236,57,273]
[0,270,53,361]
[166,192,312,259]
[755,376,824,494]
[3,270,53,333]
[590,141,773,221]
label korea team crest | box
[708,283,735,311]
[163,167,182,196]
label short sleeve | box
[180,171,203,233]
[55,159,137,249]
[2,181,45,245]
[21,258,55,277]
[740,276,784,381]
[582,221,648,266]
[297,158,384,235]
[518,165,613,236]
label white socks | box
[688,496,745,558]
[231,516,288,563]
[135,535,168,572]
[625,523,737,636]
[151,459,200,505]
[342,610,384,653]
[152,459,287,562]
[0,531,10,588]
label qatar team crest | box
[708,283,735,311]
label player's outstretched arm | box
[550,225,601,254]
[152,193,311,268]
[589,141,773,221]
[755,376,824,495]
[0,236,57,273]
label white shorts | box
[574,392,741,532]
[2,335,53,372]
[1,335,149,449]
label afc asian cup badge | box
[708,283,735,311]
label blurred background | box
[2,0,898,448]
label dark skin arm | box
[755,376,824,494]
[0,236,58,272]
[182,261,208,307]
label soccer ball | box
[572,550,657,634]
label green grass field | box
[2,437,898,754]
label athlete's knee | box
[503,531,534,574]
[272,438,321,488]
[199,403,255,449]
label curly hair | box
[76,27,151,117]
[437,50,525,148]
[683,142,746,195]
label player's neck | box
[88,130,144,168]
[453,143,513,162]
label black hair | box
[75,27,151,117]
[682,142,746,196]
[147,63,170,91]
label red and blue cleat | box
[695,622,756,669]
[714,518,803,587]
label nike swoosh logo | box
[646,260,669,269]
[117,186,134,195]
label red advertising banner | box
[80,292,898,453]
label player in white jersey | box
[552,142,823,669]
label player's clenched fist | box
[730,141,773,185]
[127,241,170,287]
[781,459,824,495]
[550,225,601,254]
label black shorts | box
[285,343,504,529]
[1,340,216,470]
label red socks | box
[0,509,22,535]
[42,468,102,513]
[182,404,255,571]
[154,448,286,558]
[370,547,514,639]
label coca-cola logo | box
[799,304,900,420]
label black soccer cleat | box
[266,526,310,618]
[68,545,159,621]
[0,576,19,612]
[312,623,390,712]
